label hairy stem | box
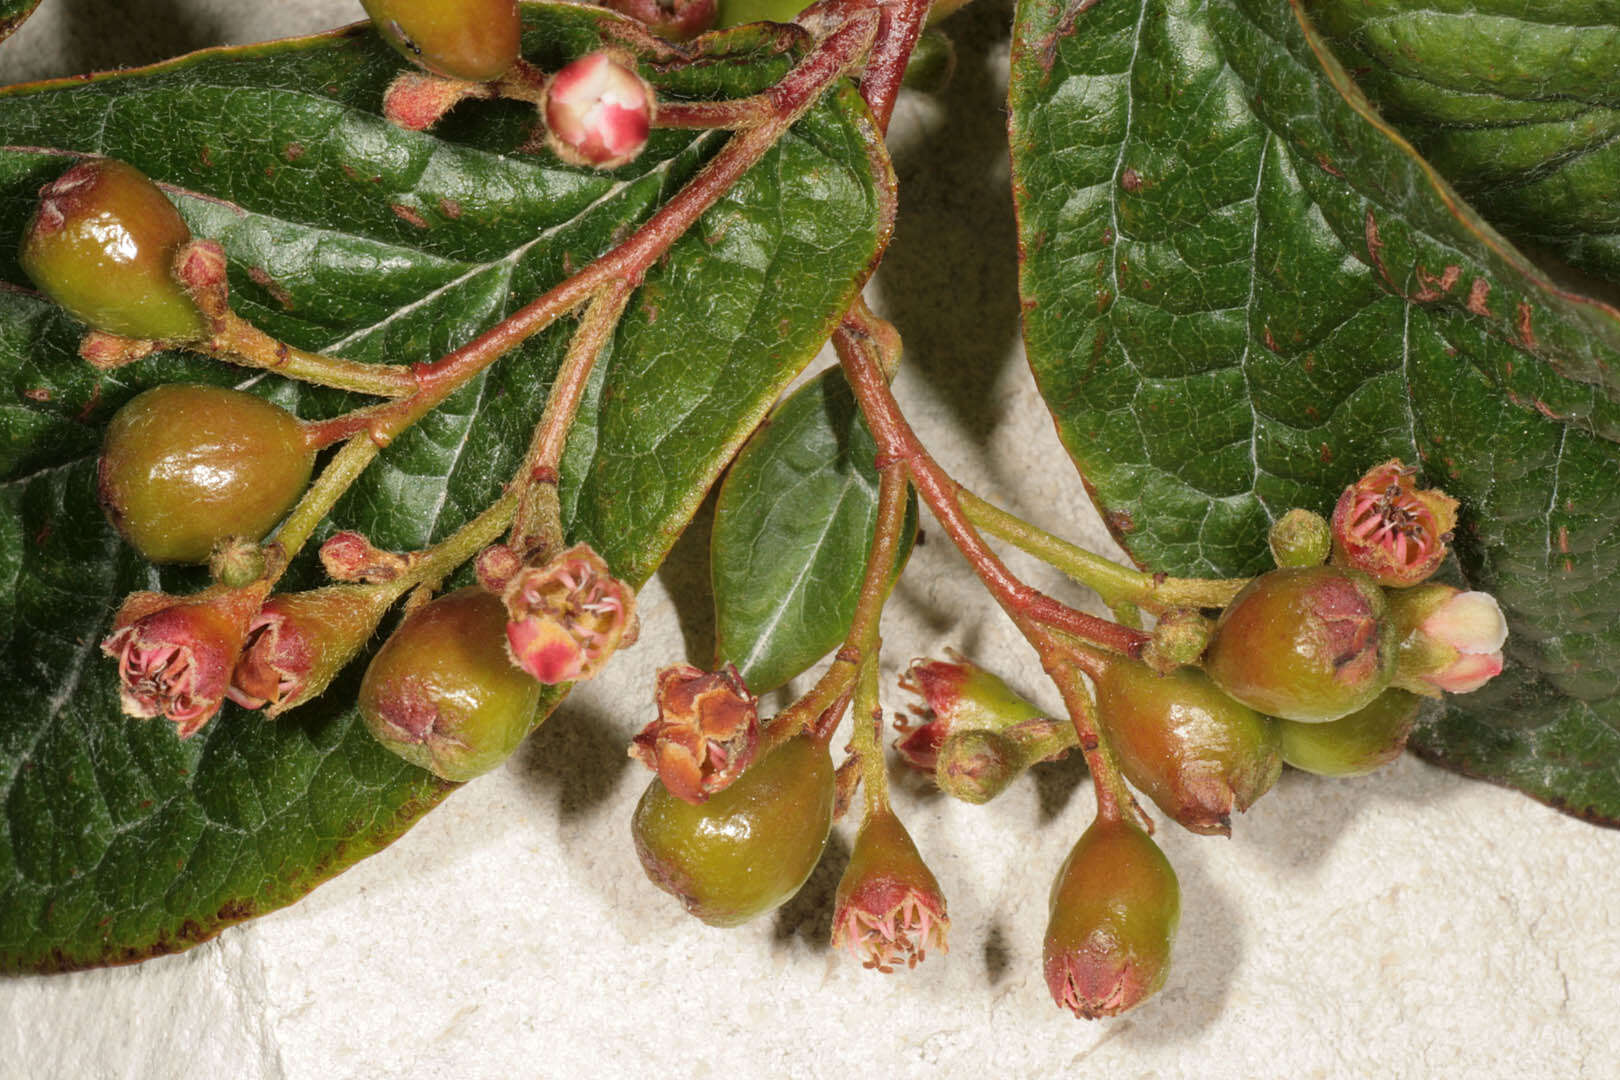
[508,282,633,559]
[211,314,418,400]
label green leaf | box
[0,0,42,46]
[1306,0,1620,286]
[0,6,888,971]
[712,369,916,693]
[1009,0,1620,822]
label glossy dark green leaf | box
[712,369,916,693]
[1009,0,1620,822]
[0,0,42,46]
[1307,0,1620,286]
[0,6,887,971]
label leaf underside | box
[711,368,917,694]
[1009,0,1620,823]
[0,6,887,971]
[1306,0,1620,288]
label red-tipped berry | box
[229,586,396,716]
[832,808,948,972]
[1279,689,1421,777]
[631,663,760,804]
[1386,584,1507,696]
[359,587,543,781]
[894,650,1046,773]
[360,0,521,82]
[98,384,315,565]
[1044,818,1180,1019]
[597,0,716,41]
[503,543,636,683]
[1269,508,1331,569]
[632,733,833,927]
[20,159,207,344]
[542,52,654,170]
[1331,460,1458,588]
[1204,566,1395,723]
[1095,658,1281,836]
[101,582,269,738]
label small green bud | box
[1278,689,1420,777]
[1268,508,1331,568]
[1140,608,1212,674]
[632,733,834,927]
[934,721,1076,805]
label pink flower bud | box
[1330,459,1459,588]
[320,530,413,583]
[502,543,636,683]
[542,52,654,169]
[893,649,1046,773]
[832,809,949,973]
[100,583,269,738]
[631,663,760,804]
[1387,584,1508,696]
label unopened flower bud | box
[229,585,396,716]
[1204,566,1395,723]
[503,543,636,683]
[1331,459,1458,587]
[1044,817,1179,1019]
[893,650,1046,773]
[630,663,759,804]
[832,808,949,972]
[1269,508,1331,568]
[934,720,1076,805]
[1279,689,1420,777]
[542,52,654,170]
[1386,584,1507,696]
[1140,608,1211,674]
[100,582,269,737]
[1096,658,1281,836]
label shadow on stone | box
[1030,744,1091,823]
[49,0,227,78]
[655,486,718,668]
[771,827,852,952]
[983,921,1012,986]
[512,700,632,821]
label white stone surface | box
[3,3,1620,1078]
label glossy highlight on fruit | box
[358,587,543,782]
[1095,659,1281,835]
[1204,566,1395,723]
[361,0,521,82]
[98,384,315,564]
[632,733,834,927]
[20,158,207,343]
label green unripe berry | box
[1279,688,1420,777]
[358,587,543,782]
[20,159,207,343]
[1095,658,1281,835]
[632,733,834,927]
[1204,566,1395,723]
[1044,818,1179,1019]
[98,384,315,564]
[361,0,522,82]
[714,0,807,26]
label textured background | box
[3,2,1619,1077]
